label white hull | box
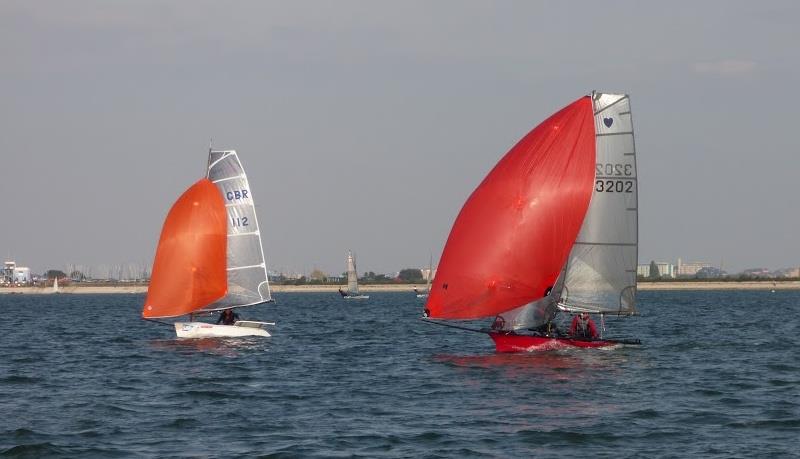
[344,295,369,299]
[416,294,429,298]
[174,321,271,338]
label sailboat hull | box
[489,331,638,352]
[174,321,270,338]
[343,295,369,299]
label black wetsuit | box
[217,311,240,325]
[529,322,561,336]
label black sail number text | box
[595,180,634,193]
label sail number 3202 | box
[596,180,633,193]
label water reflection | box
[431,351,629,433]
[433,349,631,380]
[148,337,270,357]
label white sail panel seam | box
[207,152,235,172]
[596,132,634,137]
[228,231,260,237]
[227,263,266,271]
[212,175,245,184]
[595,176,636,180]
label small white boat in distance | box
[339,251,369,299]
[142,149,276,338]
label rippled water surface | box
[1,290,798,458]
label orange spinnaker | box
[143,179,228,318]
[426,96,596,320]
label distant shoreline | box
[637,281,800,290]
[1,281,798,295]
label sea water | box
[0,290,797,458]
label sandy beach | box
[636,281,800,290]
[2,281,799,295]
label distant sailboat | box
[415,255,434,298]
[339,251,369,299]
[52,276,59,294]
[424,92,641,351]
[142,149,275,338]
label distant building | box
[14,267,31,284]
[637,262,675,278]
[676,258,712,277]
[740,268,772,278]
[696,266,727,279]
[2,261,14,284]
[3,261,31,285]
[775,267,800,278]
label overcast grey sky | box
[1,1,798,276]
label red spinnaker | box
[143,179,228,319]
[426,97,595,319]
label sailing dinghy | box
[424,92,641,351]
[340,251,368,299]
[143,149,275,338]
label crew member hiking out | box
[569,312,598,339]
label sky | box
[1,1,799,276]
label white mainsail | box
[346,251,359,295]
[560,92,638,315]
[200,150,272,311]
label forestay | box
[560,93,638,315]
[202,150,272,311]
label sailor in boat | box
[489,315,505,331]
[217,308,240,326]
[569,312,598,339]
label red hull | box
[489,332,622,352]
